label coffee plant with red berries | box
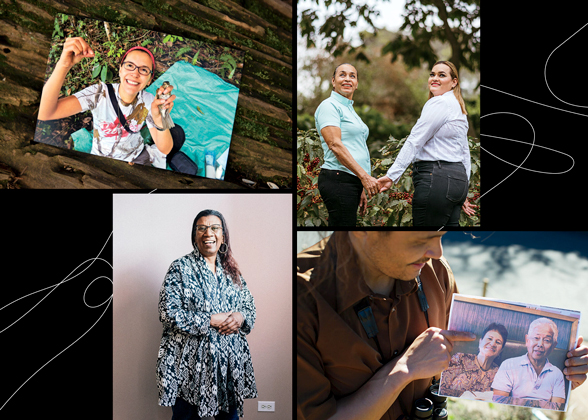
[297,129,328,226]
[297,129,480,227]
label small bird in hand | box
[157,81,175,130]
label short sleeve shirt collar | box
[330,90,354,106]
[520,353,556,374]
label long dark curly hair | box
[191,209,242,288]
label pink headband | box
[121,46,156,74]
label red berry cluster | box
[297,175,321,210]
[471,183,480,202]
[307,157,320,172]
[297,153,324,212]
[389,191,413,205]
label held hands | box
[361,174,379,198]
[58,37,94,69]
[565,336,588,390]
[396,327,476,381]
[376,176,393,193]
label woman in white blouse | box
[377,61,476,227]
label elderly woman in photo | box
[377,61,477,227]
[314,63,379,226]
[156,209,257,420]
[440,322,508,399]
[492,318,565,409]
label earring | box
[218,242,228,254]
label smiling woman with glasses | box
[156,209,257,420]
[38,37,182,166]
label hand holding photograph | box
[439,294,581,412]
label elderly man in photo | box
[298,232,588,420]
[491,318,566,408]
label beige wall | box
[112,194,292,420]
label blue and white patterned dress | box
[156,248,257,417]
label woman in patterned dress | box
[440,323,509,398]
[156,209,257,419]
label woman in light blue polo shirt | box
[314,63,379,226]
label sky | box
[297,0,480,98]
[297,0,406,43]
[297,0,407,97]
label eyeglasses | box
[122,61,152,76]
[196,224,223,234]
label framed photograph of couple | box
[439,294,581,412]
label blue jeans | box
[172,397,239,420]
[411,161,468,227]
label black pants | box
[411,161,469,227]
[317,168,363,227]
[171,397,238,420]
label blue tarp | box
[146,60,240,179]
[71,126,92,153]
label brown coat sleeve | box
[297,276,337,420]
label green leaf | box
[403,176,411,192]
[297,195,301,204]
[175,47,192,58]
[386,213,398,227]
[299,195,312,209]
[162,34,172,43]
[100,64,107,82]
[192,51,200,66]
[401,210,412,224]
[141,39,153,47]
[381,158,392,166]
[92,64,101,79]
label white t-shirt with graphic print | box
[74,81,157,162]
